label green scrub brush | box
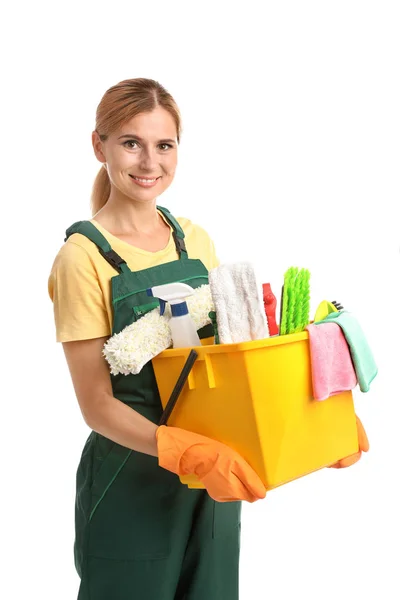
[279,266,311,335]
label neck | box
[94,193,161,234]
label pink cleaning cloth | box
[305,322,357,401]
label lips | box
[129,174,161,188]
[129,175,161,181]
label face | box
[92,106,178,203]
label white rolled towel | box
[208,262,269,344]
[103,284,214,375]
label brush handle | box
[279,285,284,334]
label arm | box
[63,335,267,502]
[62,336,158,457]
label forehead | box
[117,107,177,140]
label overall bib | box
[65,206,242,600]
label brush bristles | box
[280,267,311,335]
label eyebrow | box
[118,133,177,144]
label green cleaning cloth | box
[314,310,377,392]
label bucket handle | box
[158,349,198,426]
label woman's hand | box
[329,415,369,468]
[156,425,266,503]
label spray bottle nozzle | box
[146,288,167,315]
[146,282,201,348]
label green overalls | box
[64,206,242,600]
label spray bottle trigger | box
[159,299,166,316]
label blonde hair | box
[90,78,182,216]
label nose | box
[139,147,159,172]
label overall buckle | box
[98,248,127,272]
[173,233,187,255]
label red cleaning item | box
[262,283,279,336]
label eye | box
[122,140,174,151]
[123,140,139,149]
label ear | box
[92,130,107,163]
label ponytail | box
[90,166,111,216]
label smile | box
[130,175,160,183]
[129,174,161,188]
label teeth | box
[132,176,157,183]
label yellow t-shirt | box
[48,213,219,343]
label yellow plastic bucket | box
[152,331,359,492]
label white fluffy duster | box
[103,284,214,376]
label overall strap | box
[64,221,130,274]
[156,205,188,259]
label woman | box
[49,77,369,600]
[48,78,266,600]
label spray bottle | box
[262,283,279,336]
[147,282,201,348]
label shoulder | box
[51,224,103,270]
[176,216,213,242]
[49,239,96,281]
[48,231,102,302]
[65,228,101,258]
[175,215,219,270]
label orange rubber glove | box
[156,425,266,503]
[329,415,369,468]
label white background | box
[2,1,399,599]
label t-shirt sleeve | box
[48,241,111,342]
[208,236,220,270]
[193,224,220,271]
